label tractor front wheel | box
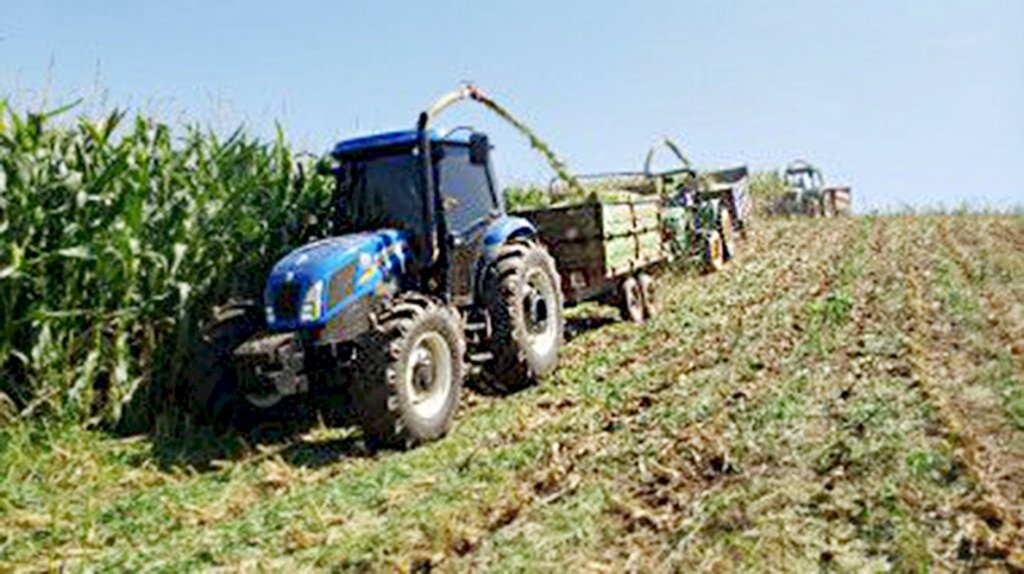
[351,295,464,449]
[191,302,262,432]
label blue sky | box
[3,0,1022,211]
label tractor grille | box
[274,282,302,322]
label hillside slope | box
[2,216,1022,572]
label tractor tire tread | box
[351,295,464,450]
[479,239,563,395]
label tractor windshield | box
[786,167,822,192]
[334,152,424,234]
[786,171,812,190]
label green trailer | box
[529,138,744,293]
[515,197,666,323]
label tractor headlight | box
[299,280,324,323]
[265,305,276,325]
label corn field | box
[0,102,333,428]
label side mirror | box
[469,133,490,165]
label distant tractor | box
[776,160,852,217]
[778,160,826,216]
[644,139,743,272]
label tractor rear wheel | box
[704,231,726,273]
[482,239,564,394]
[638,273,659,320]
[351,295,464,449]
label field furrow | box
[448,219,860,571]
[901,218,1024,567]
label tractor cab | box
[781,160,825,216]
[328,129,502,302]
[330,130,498,235]
[784,160,824,195]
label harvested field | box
[2,215,1022,572]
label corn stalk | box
[0,103,332,427]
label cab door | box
[436,141,500,305]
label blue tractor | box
[222,88,564,448]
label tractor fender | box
[474,216,537,298]
[481,216,536,259]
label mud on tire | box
[351,295,465,449]
[481,239,564,394]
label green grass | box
[2,216,1023,571]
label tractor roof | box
[332,129,470,158]
[785,159,819,175]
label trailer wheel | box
[704,231,726,273]
[638,273,659,320]
[482,239,564,394]
[351,296,464,449]
[619,276,645,323]
[719,208,736,261]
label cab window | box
[437,145,497,234]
